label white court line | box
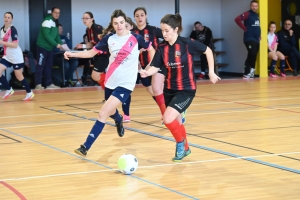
[1,151,299,182]
[2,95,300,119]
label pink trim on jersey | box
[2,28,12,56]
[12,40,18,43]
[105,35,138,83]
[269,34,278,50]
[92,46,103,54]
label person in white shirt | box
[64,9,155,157]
[268,21,286,77]
[0,12,34,101]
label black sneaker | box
[74,145,87,157]
[115,115,124,137]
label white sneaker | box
[35,84,44,90]
[250,68,255,78]
[23,92,34,101]
[46,84,60,89]
[2,88,14,100]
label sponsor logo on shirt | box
[175,51,181,57]
[252,20,260,26]
[166,62,184,68]
[128,41,133,48]
[144,34,149,42]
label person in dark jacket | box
[277,19,300,76]
[235,0,261,79]
[190,21,214,79]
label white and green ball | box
[118,154,138,175]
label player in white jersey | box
[0,12,34,101]
[64,9,155,157]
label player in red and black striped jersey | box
[133,7,167,118]
[75,12,107,89]
[140,13,220,161]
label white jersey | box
[0,25,24,64]
[93,31,151,91]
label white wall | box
[221,0,250,73]
[71,0,174,45]
[0,0,29,50]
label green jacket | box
[36,15,62,51]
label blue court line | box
[2,129,199,200]
[107,122,300,175]
[45,106,300,175]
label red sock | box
[98,73,106,89]
[155,94,166,115]
[165,119,183,142]
[181,124,189,150]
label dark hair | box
[268,21,276,31]
[58,23,62,27]
[194,21,202,26]
[126,17,137,29]
[84,11,95,24]
[250,0,258,5]
[99,23,114,39]
[133,7,149,25]
[1,12,14,33]
[134,7,147,15]
[110,9,127,25]
[160,13,183,34]
[51,7,60,12]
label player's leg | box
[0,60,14,99]
[13,63,34,101]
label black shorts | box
[93,54,109,73]
[158,66,167,76]
[164,89,196,113]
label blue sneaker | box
[181,110,187,124]
[172,141,185,162]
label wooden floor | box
[0,77,300,200]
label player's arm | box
[64,48,98,60]
[234,11,249,31]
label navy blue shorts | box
[105,86,132,103]
[0,58,24,70]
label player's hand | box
[64,51,72,60]
[56,44,61,49]
[289,30,293,36]
[145,65,151,71]
[139,69,148,78]
[208,72,221,84]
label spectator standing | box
[235,0,261,79]
[35,7,62,89]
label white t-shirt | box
[0,25,24,64]
[93,32,151,91]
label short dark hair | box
[51,7,60,12]
[194,21,202,26]
[160,13,183,34]
[250,0,258,5]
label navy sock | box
[280,60,285,73]
[122,95,131,116]
[21,78,31,93]
[0,75,11,90]
[84,120,105,150]
[270,60,277,73]
[110,109,122,123]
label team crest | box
[144,34,149,42]
[128,41,133,48]
[175,51,181,57]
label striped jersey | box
[0,25,23,64]
[133,25,162,66]
[151,36,207,90]
[93,32,151,91]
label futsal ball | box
[117,154,138,175]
